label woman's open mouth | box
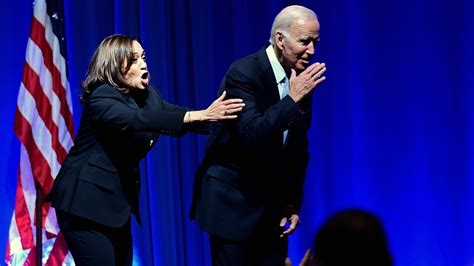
[141,72,149,86]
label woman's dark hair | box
[81,34,139,102]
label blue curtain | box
[1,0,473,265]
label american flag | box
[5,0,75,264]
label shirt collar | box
[265,44,287,84]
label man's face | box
[123,41,150,90]
[278,18,320,73]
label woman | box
[46,34,244,265]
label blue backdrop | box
[1,0,473,265]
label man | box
[191,5,327,266]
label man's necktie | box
[281,77,289,143]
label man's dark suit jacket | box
[191,46,312,241]
[47,84,195,227]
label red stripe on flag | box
[29,17,74,138]
[24,247,36,265]
[4,241,10,262]
[14,109,55,196]
[22,63,69,163]
[41,203,53,232]
[45,232,68,266]
[14,170,35,250]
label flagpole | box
[35,181,42,266]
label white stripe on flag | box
[45,205,60,235]
[7,215,23,255]
[63,251,75,266]
[19,145,37,225]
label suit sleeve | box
[152,87,211,134]
[89,85,186,133]
[224,65,307,151]
[287,102,312,212]
[281,93,312,212]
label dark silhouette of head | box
[313,209,392,266]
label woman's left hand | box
[202,91,245,121]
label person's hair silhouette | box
[313,209,392,266]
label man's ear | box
[275,32,285,49]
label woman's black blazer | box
[47,84,195,227]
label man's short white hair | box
[269,5,318,44]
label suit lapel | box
[255,47,289,148]
[255,47,281,107]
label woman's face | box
[123,41,149,90]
